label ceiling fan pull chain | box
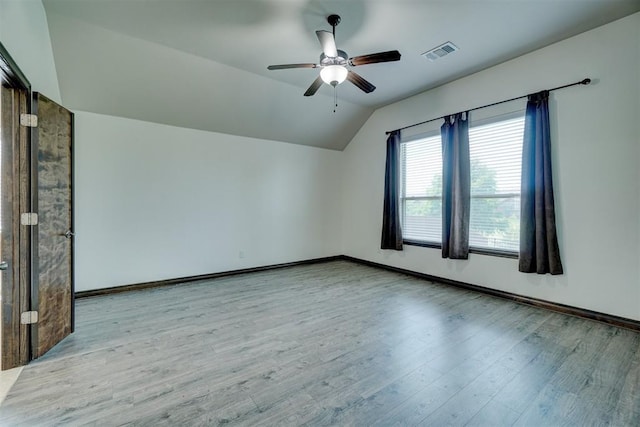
[333,86,338,113]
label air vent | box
[422,42,459,61]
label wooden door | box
[31,92,74,359]
[0,83,30,370]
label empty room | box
[1,0,639,425]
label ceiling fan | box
[267,14,401,97]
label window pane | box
[403,199,442,243]
[470,196,520,252]
[469,117,524,196]
[402,136,442,198]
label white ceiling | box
[43,0,640,150]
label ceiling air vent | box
[422,42,459,61]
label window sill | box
[403,239,440,249]
[403,240,518,259]
[469,247,518,259]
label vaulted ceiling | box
[43,0,640,150]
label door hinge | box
[20,212,39,226]
[20,113,38,127]
[21,311,38,325]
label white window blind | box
[400,133,442,243]
[469,115,524,252]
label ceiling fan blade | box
[304,76,324,97]
[316,30,338,57]
[349,50,401,66]
[347,71,376,93]
[267,63,318,70]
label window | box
[469,115,524,252]
[400,132,442,244]
[400,113,525,254]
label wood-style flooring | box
[1,260,639,426]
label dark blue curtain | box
[519,91,563,274]
[441,113,470,259]
[381,130,403,250]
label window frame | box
[399,110,524,258]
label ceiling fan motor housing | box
[320,50,348,65]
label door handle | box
[63,230,75,239]
[0,261,8,270]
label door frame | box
[0,42,32,370]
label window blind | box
[469,116,524,252]
[401,134,442,243]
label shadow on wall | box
[301,0,366,47]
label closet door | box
[31,92,74,359]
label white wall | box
[0,1,344,292]
[341,13,640,320]
[0,0,61,102]
[74,112,343,291]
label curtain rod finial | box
[581,78,591,85]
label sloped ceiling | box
[43,0,640,150]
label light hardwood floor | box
[1,260,639,426]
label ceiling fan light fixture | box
[320,65,348,86]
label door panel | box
[32,92,73,359]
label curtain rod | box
[385,78,591,135]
